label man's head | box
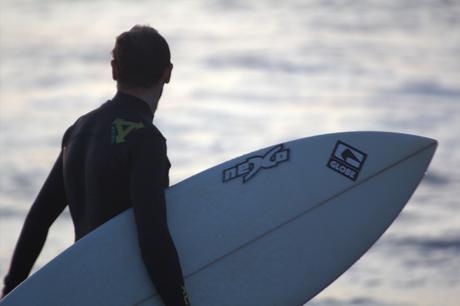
[111,25,172,89]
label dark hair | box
[112,25,171,88]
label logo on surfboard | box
[327,141,367,181]
[223,144,290,183]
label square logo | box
[327,141,367,181]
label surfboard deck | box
[0,132,437,306]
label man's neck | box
[117,84,163,114]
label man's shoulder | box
[62,101,110,138]
[63,98,166,146]
[110,117,166,146]
[71,100,111,127]
[146,123,166,140]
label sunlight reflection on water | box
[1,0,459,305]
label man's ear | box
[111,60,118,81]
[161,63,173,84]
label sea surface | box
[0,0,459,305]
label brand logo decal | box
[223,144,290,183]
[111,118,145,144]
[327,141,367,181]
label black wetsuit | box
[3,92,190,306]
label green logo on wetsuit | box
[111,118,145,144]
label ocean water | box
[0,0,459,305]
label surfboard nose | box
[417,135,437,157]
[404,133,437,149]
[351,131,437,154]
[394,132,437,160]
[391,133,438,166]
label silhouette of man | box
[2,25,191,306]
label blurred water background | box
[0,0,459,305]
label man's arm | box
[130,135,190,306]
[2,152,68,297]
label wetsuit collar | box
[112,91,154,122]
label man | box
[2,25,191,306]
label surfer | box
[2,25,191,306]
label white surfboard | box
[1,132,437,306]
